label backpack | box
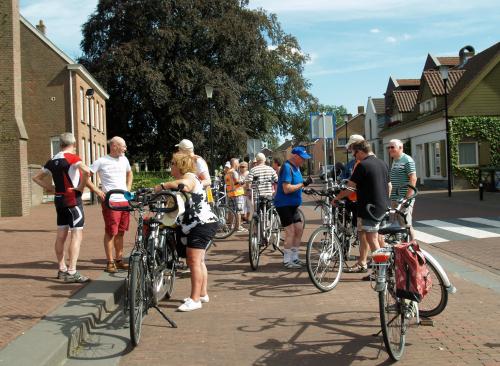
[394,240,432,302]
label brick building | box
[0,0,109,216]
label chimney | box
[357,106,365,114]
[36,19,46,35]
[458,45,475,68]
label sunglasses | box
[387,146,397,150]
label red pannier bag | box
[394,240,432,302]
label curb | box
[0,271,126,366]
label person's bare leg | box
[365,231,380,252]
[284,225,295,250]
[114,232,125,260]
[378,234,385,248]
[67,228,83,272]
[104,232,115,262]
[200,253,208,297]
[187,248,204,302]
[358,231,370,266]
[292,221,303,250]
[55,227,69,270]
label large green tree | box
[79,0,314,168]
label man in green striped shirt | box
[388,139,417,240]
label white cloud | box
[306,52,318,65]
[385,36,397,43]
[384,33,412,44]
[370,28,381,33]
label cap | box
[345,134,365,149]
[291,146,311,159]
[175,139,194,151]
[224,161,231,168]
[255,153,266,162]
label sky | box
[20,0,500,116]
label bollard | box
[479,182,484,201]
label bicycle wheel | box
[379,272,406,361]
[248,218,261,270]
[419,259,448,317]
[129,255,145,347]
[163,240,176,300]
[214,205,237,239]
[269,210,281,250]
[306,227,343,291]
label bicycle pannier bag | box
[394,240,432,302]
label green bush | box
[132,171,172,191]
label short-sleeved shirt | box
[90,155,131,202]
[274,161,304,208]
[247,164,278,197]
[43,151,82,207]
[194,155,209,178]
[390,153,416,200]
[350,155,390,220]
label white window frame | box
[87,140,91,165]
[100,105,104,132]
[80,138,86,163]
[429,141,442,178]
[79,87,85,122]
[458,141,478,167]
[50,136,60,157]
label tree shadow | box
[238,311,397,366]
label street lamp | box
[343,114,349,163]
[439,66,452,197]
[205,85,214,174]
[85,88,95,204]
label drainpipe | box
[69,70,74,135]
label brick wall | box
[0,0,30,217]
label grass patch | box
[132,171,173,191]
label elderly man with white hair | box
[247,153,278,199]
[88,136,133,273]
[387,139,417,240]
[175,139,211,187]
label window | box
[100,105,104,132]
[80,138,86,163]
[87,140,91,165]
[458,142,478,166]
[93,142,97,162]
[79,87,85,122]
[96,101,100,131]
[50,136,60,157]
[90,99,95,128]
[419,97,437,114]
[338,138,347,146]
[86,97,90,125]
[430,141,441,176]
[100,144,104,158]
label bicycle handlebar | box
[366,184,419,222]
[303,187,335,198]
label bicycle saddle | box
[378,222,407,235]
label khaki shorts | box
[391,200,414,227]
[357,217,381,233]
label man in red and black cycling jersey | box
[32,133,91,283]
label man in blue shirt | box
[275,146,312,268]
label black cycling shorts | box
[55,203,85,229]
[176,222,218,256]
[276,205,302,228]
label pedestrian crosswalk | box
[413,217,500,244]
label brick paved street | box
[117,200,500,366]
[0,203,136,350]
[1,190,500,365]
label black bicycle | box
[105,187,186,347]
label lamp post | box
[439,66,452,197]
[85,88,95,204]
[343,114,349,163]
[205,85,214,174]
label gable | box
[453,64,500,116]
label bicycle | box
[105,187,185,347]
[248,176,282,270]
[367,185,456,361]
[303,187,343,291]
[210,176,238,240]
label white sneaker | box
[237,227,248,232]
[183,294,209,303]
[284,261,302,269]
[177,298,202,312]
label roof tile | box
[393,90,418,112]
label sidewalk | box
[0,203,136,350]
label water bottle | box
[124,191,135,201]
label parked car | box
[319,165,335,180]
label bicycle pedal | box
[420,318,434,326]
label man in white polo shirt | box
[88,136,133,273]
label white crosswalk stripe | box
[460,217,500,228]
[415,218,500,243]
[413,230,449,244]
